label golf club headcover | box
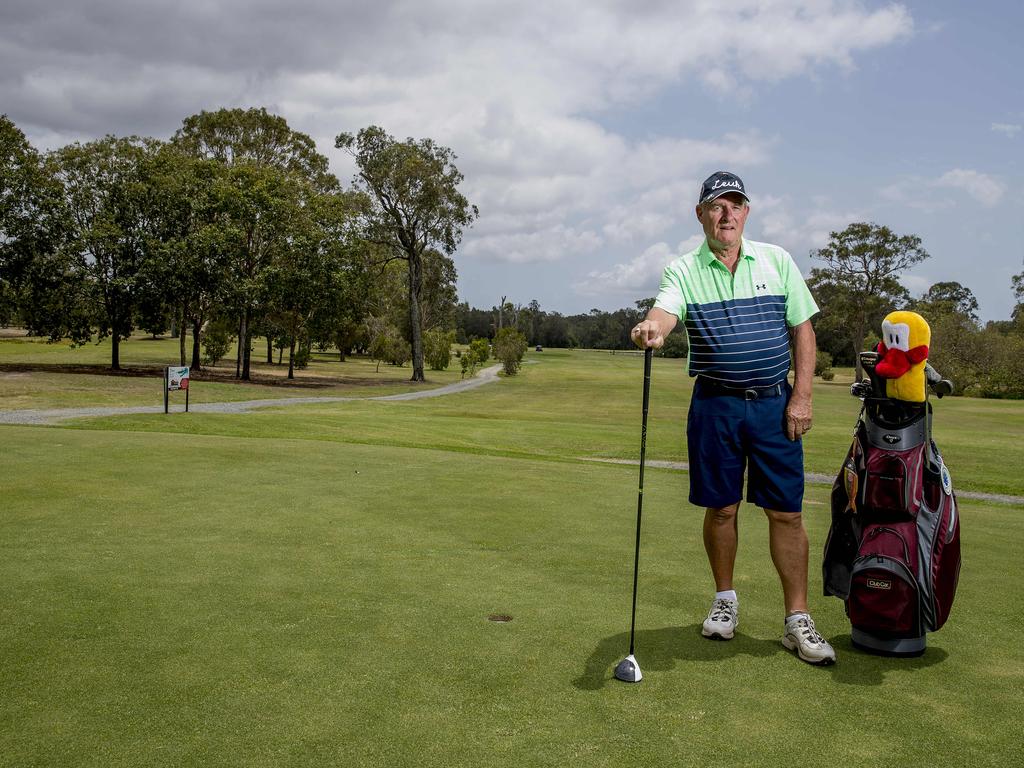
[875,310,930,402]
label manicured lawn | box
[1,348,1021,766]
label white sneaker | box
[702,598,738,640]
[782,613,836,666]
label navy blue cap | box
[699,171,749,204]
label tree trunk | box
[111,332,120,371]
[179,307,187,367]
[408,253,425,382]
[235,314,244,378]
[267,336,273,364]
[852,317,867,381]
[241,308,251,380]
[287,336,296,379]
[191,318,202,370]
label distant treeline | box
[453,298,688,356]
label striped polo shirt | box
[653,238,818,388]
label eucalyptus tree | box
[807,222,929,380]
[335,126,478,381]
[174,107,337,379]
[0,116,69,328]
[266,186,362,378]
[47,135,162,369]
[139,144,231,368]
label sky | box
[2,0,1022,321]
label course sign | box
[167,366,190,391]
[164,365,191,413]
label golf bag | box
[823,351,961,656]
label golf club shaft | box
[628,346,653,656]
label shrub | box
[201,317,235,367]
[387,335,412,367]
[493,327,527,375]
[469,337,489,364]
[815,350,834,380]
[293,338,311,370]
[424,328,455,371]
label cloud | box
[991,122,1022,138]
[754,195,865,259]
[0,0,918,284]
[574,235,703,296]
[934,169,1005,206]
[460,224,603,264]
[882,168,1006,210]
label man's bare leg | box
[764,509,808,614]
[703,503,740,590]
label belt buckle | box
[744,388,758,400]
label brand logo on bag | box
[940,462,953,495]
[867,578,892,590]
[883,434,901,445]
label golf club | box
[614,346,653,683]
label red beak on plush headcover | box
[875,342,929,379]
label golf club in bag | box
[615,347,653,683]
[823,350,961,656]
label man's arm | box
[785,319,816,441]
[631,307,678,349]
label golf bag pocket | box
[848,523,920,637]
[927,494,962,631]
[862,445,926,516]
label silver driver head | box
[614,653,643,683]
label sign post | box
[164,365,190,414]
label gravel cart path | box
[0,365,502,426]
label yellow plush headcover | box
[874,310,931,402]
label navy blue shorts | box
[686,379,804,513]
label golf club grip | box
[639,347,652,484]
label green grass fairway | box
[1,350,1022,766]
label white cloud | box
[0,0,919,306]
[460,224,603,264]
[882,169,1006,210]
[754,195,864,257]
[991,122,1022,138]
[934,169,1005,207]
[575,235,703,296]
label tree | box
[335,126,478,382]
[1,116,71,329]
[266,187,360,378]
[419,249,459,331]
[138,144,233,369]
[423,328,455,370]
[807,222,929,380]
[1012,270,1024,328]
[174,107,336,380]
[493,327,528,375]
[469,337,490,364]
[1,116,41,323]
[47,136,161,369]
[913,281,980,325]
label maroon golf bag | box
[823,352,961,656]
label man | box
[631,171,836,666]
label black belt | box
[697,377,786,400]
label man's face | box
[696,192,749,250]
